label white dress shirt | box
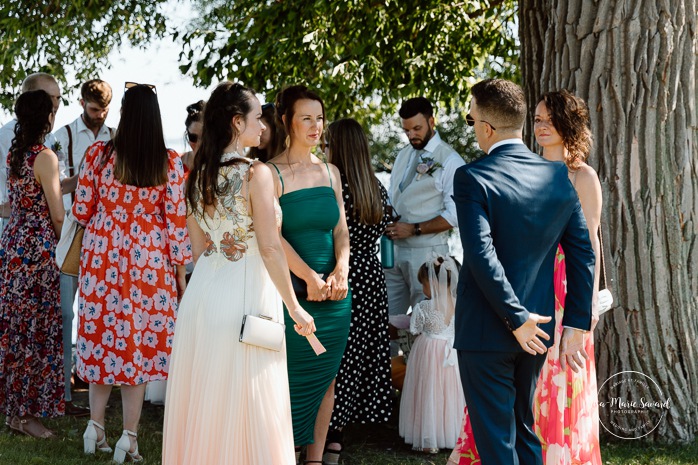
[390,131,465,228]
[53,116,112,209]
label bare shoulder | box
[36,147,58,163]
[249,160,274,185]
[574,163,601,191]
[573,163,602,212]
[251,159,272,176]
[325,161,341,176]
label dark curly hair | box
[537,90,592,170]
[187,82,256,212]
[9,90,54,178]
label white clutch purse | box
[239,314,285,352]
[597,228,614,315]
[597,288,614,315]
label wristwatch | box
[414,223,422,236]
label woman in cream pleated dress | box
[162,81,315,465]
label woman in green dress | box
[267,85,351,465]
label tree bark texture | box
[519,0,698,442]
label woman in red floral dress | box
[0,90,65,439]
[74,83,191,463]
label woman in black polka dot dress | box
[324,118,393,464]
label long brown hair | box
[186,82,256,211]
[537,90,592,169]
[113,84,168,186]
[327,118,383,225]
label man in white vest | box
[52,78,113,416]
[385,97,465,315]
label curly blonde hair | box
[538,90,592,170]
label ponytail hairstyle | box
[113,84,168,186]
[187,81,256,212]
[326,118,383,225]
[10,89,54,178]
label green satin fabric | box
[279,186,351,445]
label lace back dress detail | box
[163,155,294,465]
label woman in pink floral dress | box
[74,83,191,463]
[449,90,602,465]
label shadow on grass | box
[0,386,696,465]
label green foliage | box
[180,0,518,120]
[0,0,169,109]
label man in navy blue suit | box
[453,79,595,465]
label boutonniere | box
[416,155,442,180]
[51,141,65,161]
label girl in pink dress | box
[449,90,602,465]
[399,254,464,452]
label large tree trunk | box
[519,0,698,442]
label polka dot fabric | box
[330,175,393,429]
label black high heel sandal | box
[322,429,343,465]
[295,446,302,465]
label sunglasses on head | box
[187,131,200,143]
[262,102,274,112]
[124,81,157,94]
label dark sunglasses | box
[124,81,157,94]
[187,131,200,143]
[466,113,496,131]
[262,102,274,111]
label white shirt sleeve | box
[51,128,68,181]
[0,124,15,205]
[435,152,466,227]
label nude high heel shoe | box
[83,420,112,454]
[113,429,143,463]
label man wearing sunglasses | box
[385,97,465,319]
[52,78,113,417]
[452,78,594,465]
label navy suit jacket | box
[453,142,595,353]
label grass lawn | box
[0,386,696,464]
